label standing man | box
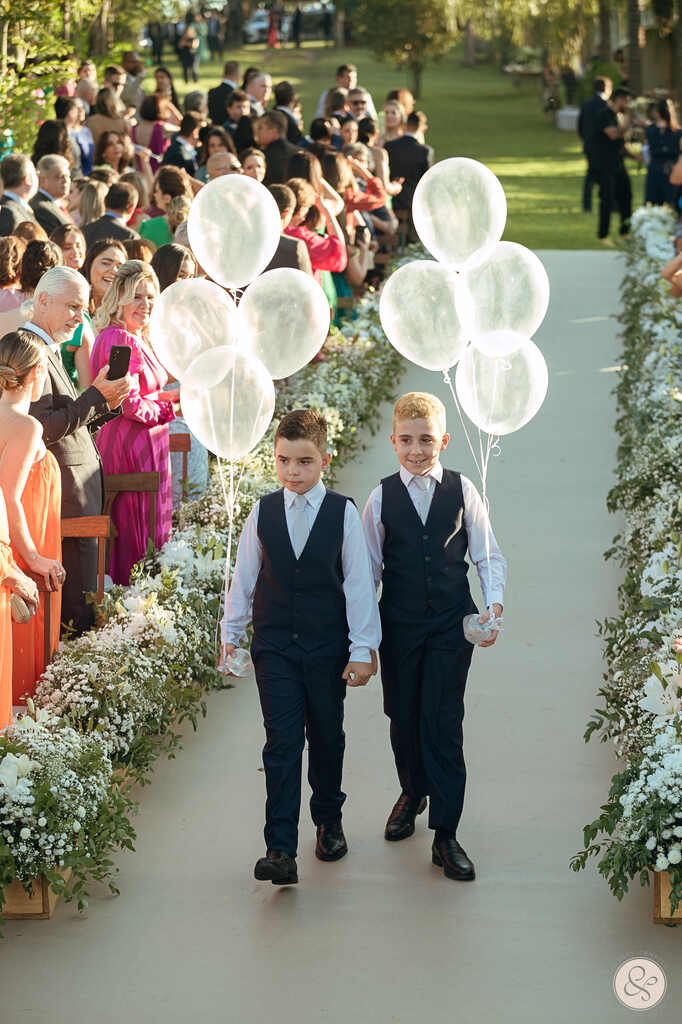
[591,86,643,243]
[385,112,431,217]
[256,112,299,186]
[208,59,241,125]
[30,156,73,235]
[273,81,304,144]
[578,77,612,213]
[0,154,39,235]
[120,52,146,113]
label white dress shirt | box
[222,479,381,662]
[23,320,59,355]
[361,462,507,609]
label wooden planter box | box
[3,867,72,920]
[654,871,682,924]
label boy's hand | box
[343,660,374,687]
[219,642,236,672]
[477,603,503,647]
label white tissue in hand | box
[220,648,253,677]
[463,613,503,645]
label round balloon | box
[181,346,275,459]
[412,158,507,269]
[148,278,243,382]
[379,259,469,371]
[187,175,281,288]
[455,339,548,435]
[456,242,550,341]
[239,268,330,379]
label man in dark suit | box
[273,81,305,145]
[30,155,73,235]
[385,111,431,215]
[0,154,39,236]
[82,181,139,248]
[25,266,130,633]
[265,185,313,274]
[208,59,240,125]
[578,76,612,213]
[257,111,300,187]
[162,112,201,175]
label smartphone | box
[107,345,131,380]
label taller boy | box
[362,393,507,881]
[222,410,380,885]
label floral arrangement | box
[0,277,405,922]
[571,206,682,914]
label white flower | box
[646,835,658,850]
[72,820,81,833]
[19,827,30,839]
[638,676,682,719]
[38,817,46,827]
[655,853,670,870]
[669,848,682,864]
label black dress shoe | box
[254,850,298,885]
[384,793,427,841]
[432,837,475,881]
[315,821,348,861]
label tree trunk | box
[410,61,423,99]
[0,19,8,78]
[89,0,111,56]
[465,19,476,66]
[676,0,682,110]
[599,0,612,61]
[63,0,71,44]
[335,9,345,47]
[627,0,643,94]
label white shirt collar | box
[38,188,57,202]
[283,478,326,509]
[399,461,443,488]
[3,190,31,211]
[23,320,59,353]
[222,78,237,87]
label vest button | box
[423,534,429,540]
[292,633,299,640]
[425,555,431,562]
[426,576,432,583]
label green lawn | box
[159,41,644,250]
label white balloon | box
[455,339,548,435]
[181,346,275,459]
[148,278,243,381]
[412,158,507,269]
[456,242,550,341]
[187,175,281,288]
[239,268,330,379]
[379,259,469,371]
[471,330,530,358]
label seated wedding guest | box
[30,155,73,235]
[83,181,139,247]
[82,237,127,316]
[0,329,65,702]
[357,117,404,200]
[26,266,129,632]
[132,95,173,174]
[76,60,98,111]
[79,179,108,226]
[274,81,304,145]
[153,66,182,127]
[240,147,266,182]
[206,152,242,180]
[0,487,39,730]
[378,99,406,147]
[31,121,73,171]
[208,59,241,124]
[93,130,135,176]
[0,236,26,312]
[91,261,177,584]
[162,112,201,176]
[265,185,313,275]
[196,126,237,183]
[86,86,134,147]
[119,170,150,232]
[385,111,431,215]
[223,89,254,151]
[0,154,39,236]
[256,112,299,186]
[124,237,156,263]
[284,178,347,287]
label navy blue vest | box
[252,488,351,657]
[379,469,476,624]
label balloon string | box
[215,454,245,662]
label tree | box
[627,0,642,94]
[599,0,612,61]
[355,0,460,98]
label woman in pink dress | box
[90,261,179,585]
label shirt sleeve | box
[220,502,262,646]
[360,485,385,589]
[461,475,507,609]
[342,500,381,663]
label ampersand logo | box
[613,958,666,1011]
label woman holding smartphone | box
[90,261,179,585]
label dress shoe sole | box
[315,843,348,862]
[432,850,475,881]
[384,797,427,841]
[254,863,298,885]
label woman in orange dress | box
[0,489,38,729]
[0,330,64,707]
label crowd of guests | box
[0,52,434,733]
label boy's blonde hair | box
[392,392,447,434]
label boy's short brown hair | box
[275,409,328,454]
[392,392,447,434]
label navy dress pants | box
[252,644,348,857]
[379,614,474,835]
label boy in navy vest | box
[362,392,507,881]
[222,409,381,885]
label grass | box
[158,40,644,250]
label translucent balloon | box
[412,158,507,269]
[181,346,275,459]
[379,260,469,371]
[187,175,281,288]
[239,268,330,379]
[148,278,243,381]
[471,330,530,358]
[456,242,550,341]
[455,339,548,435]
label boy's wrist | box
[349,646,372,663]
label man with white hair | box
[246,72,272,118]
[30,155,73,235]
[0,154,39,235]
[25,266,130,633]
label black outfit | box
[26,330,112,634]
[0,194,38,236]
[208,81,235,126]
[250,488,353,857]
[148,22,164,64]
[263,234,313,275]
[30,191,72,236]
[82,213,138,248]
[292,7,302,45]
[577,92,607,212]
[378,470,478,836]
[276,107,305,146]
[645,123,682,206]
[161,137,199,176]
[223,114,255,152]
[263,136,300,186]
[591,105,632,239]
[384,135,431,214]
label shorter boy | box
[222,410,380,885]
[362,393,507,881]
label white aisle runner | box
[4,251,682,1022]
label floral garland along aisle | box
[0,275,407,924]
[571,206,682,920]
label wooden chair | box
[23,571,57,669]
[397,209,411,251]
[103,471,160,565]
[61,515,111,605]
[169,432,191,501]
